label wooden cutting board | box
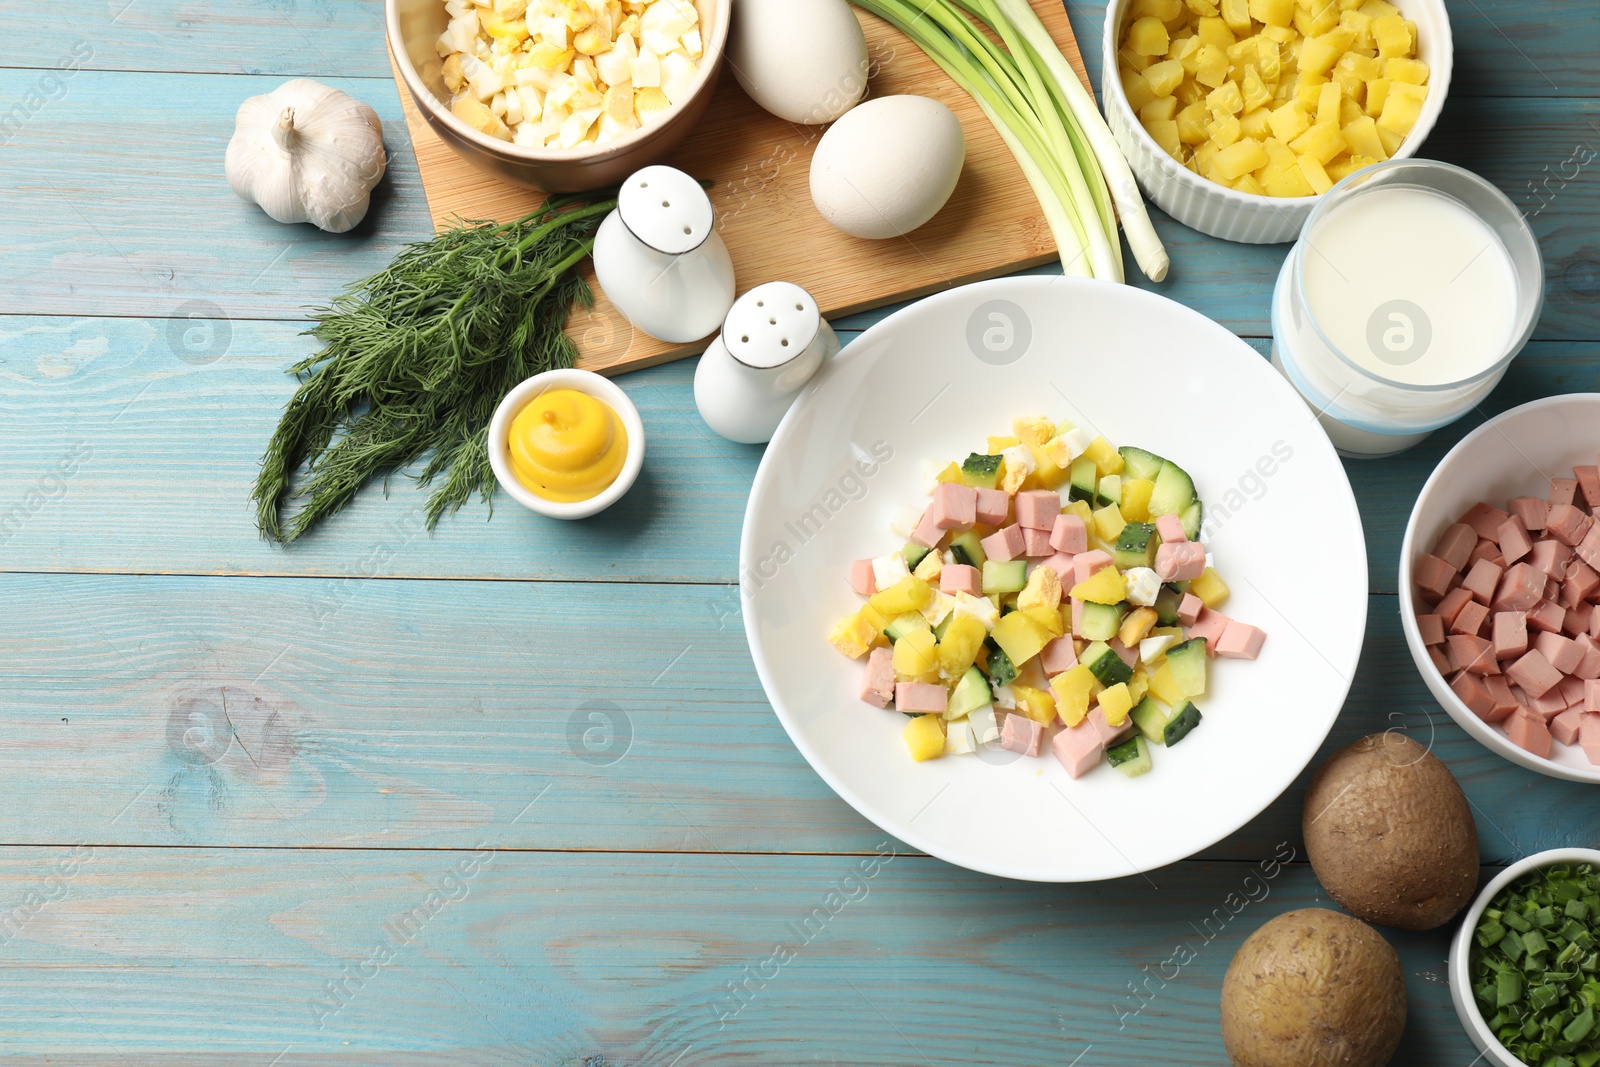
[391,1,1093,375]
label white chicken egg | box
[728,0,869,124]
[809,95,965,240]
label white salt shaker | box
[592,165,736,344]
[694,282,838,444]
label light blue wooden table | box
[0,1,1596,1062]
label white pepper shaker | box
[694,282,839,444]
[592,165,736,344]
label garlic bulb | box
[226,78,387,234]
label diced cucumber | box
[1082,641,1133,686]
[1166,638,1208,697]
[1129,696,1168,744]
[949,531,988,570]
[984,642,1018,689]
[1163,701,1203,746]
[961,453,1002,490]
[982,560,1028,595]
[1154,586,1183,627]
[1068,456,1099,503]
[946,666,991,720]
[1096,474,1122,509]
[1113,522,1158,570]
[1118,446,1165,483]
[1077,601,1127,643]
[1180,500,1204,541]
[903,542,932,570]
[885,613,931,641]
[933,614,953,641]
[1148,460,1198,521]
[1107,734,1153,777]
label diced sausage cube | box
[1451,671,1497,721]
[1493,563,1548,612]
[1154,541,1206,582]
[1014,490,1060,531]
[1434,522,1479,571]
[1551,706,1586,746]
[1050,513,1088,554]
[1108,637,1139,668]
[1451,600,1490,638]
[1155,513,1187,543]
[1569,603,1597,638]
[1547,503,1595,548]
[1497,519,1533,565]
[1508,496,1550,531]
[1577,523,1600,572]
[1464,504,1514,540]
[1461,558,1504,604]
[1527,684,1572,719]
[1575,465,1600,509]
[1052,720,1104,779]
[1507,649,1565,698]
[974,487,1011,526]
[1040,636,1078,676]
[1428,645,1451,675]
[1550,478,1579,507]
[1186,608,1232,656]
[1562,563,1600,608]
[850,559,877,597]
[1413,554,1456,599]
[1417,614,1445,646]
[1177,593,1204,627]
[930,481,979,532]
[1582,713,1600,765]
[1529,599,1569,634]
[1470,539,1506,568]
[1493,612,1529,660]
[1216,620,1267,660]
[1534,631,1585,674]
[980,524,1027,563]
[860,647,895,708]
[1023,527,1054,558]
[1574,635,1600,681]
[1436,587,1474,628]
[1447,635,1498,676]
[1486,675,1520,720]
[910,505,945,549]
[1038,552,1076,585]
[1560,675,1588,711]
[1529,539,1572,578]
[1088,705,1135,748]
[1073,550,1113,587]
[999,713,1043,757]
[940,564,982,597]
[1504,706,1553,759]
[894,682,949,715]
[1589,679,1600,713]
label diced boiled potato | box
[903,715,945,762]
[1177,101,1212,143]
[1249,0,1295,28]
[1290,121,1345,164]
[1297,152,1334,193]
[1239,107,1273,138]
[1144,59,1187,97]
[1132,0,1185,18]
[1197,16,1236,49]
[1264,162,1315,196]
[1364,76,1390,117]
[1193,139,1222,175]
[1121,66,1159,110]
[1241,66,1274,111]
[1189,567,1231,608]
[1385,56,1429,85]
[1144,117,1183,157]
[1051,666,1095,727]
[1258,136,1299,182]
[1129,15,1172,55]
[1376,122,1404,156]
[1294,0,1339,37]
[1377,80,1427,135]
[1207,114,1244,148]
[1213,137,1270,180]
[1326,153,1378,181]
[1220,0,1252,34]
[1332,64,1365,103]
[1316,81,1342,125]
[1233,172,1267,195]
[1267,101,1310,142]
[1359,0,1400,17]
[1140,94,1180,124]
[1371,14,1412,58]
[1339,8,1374,49]
[1300,28,1356,75]
[1255,36,1281,79]
[1207,79,1245,116]
[1176,78,1209,106]
[1340,114,1387,159]
[1169,35,1203,64]
[827,612,878,659]
[1193,44,1231,87]
[1185,0,1222,14]
[1338,51,1382,81]
[1122,49,1158,73]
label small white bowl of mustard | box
[488,368,645,520]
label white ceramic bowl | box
[1399,394,1600,783]
[740,276,1368,882]
[1449,848,1600,1066]
[487,369,645,520]
[1100,0,1455,244]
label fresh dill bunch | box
[253,191,617,543]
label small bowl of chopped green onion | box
[1451,849,1600,1067]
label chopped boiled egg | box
[1124,566,1161,607]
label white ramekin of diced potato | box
[1101,0,1453,244]
[388,0,727,192]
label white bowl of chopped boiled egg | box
[1100,0,1453,244]
[387,0,727,192]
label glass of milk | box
[1271,160,1544,458]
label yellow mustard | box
[507,389,628,503]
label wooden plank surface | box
[394,0,1090,373]
[0,0,1597,1060]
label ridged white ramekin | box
[1100,0,1454,244]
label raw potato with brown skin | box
[1221,908,1406,1067]
[1303,732,1479,931]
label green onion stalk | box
[853,0,1169,283]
